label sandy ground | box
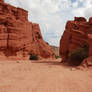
[0,59,92,92]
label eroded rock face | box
[0,1,55,60]
[81,57,92,68]
[0,0,4,3]
[59,17,92,63]
[88,34,92,56]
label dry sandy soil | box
[0,59,92,92]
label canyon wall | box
[0,0,55,60]
[0,0,4,3]
[88,34,92,56]
[60,17,92,63]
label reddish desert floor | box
[0,59,92,92]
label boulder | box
[81,57,92,68]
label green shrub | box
[55,55,60,59]
[29,54,39,60]
[68,44,89,66]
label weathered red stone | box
[0,0,55,60]
[74,17,86,22]
[80,34,92,67]
[89,17,92,25]
[59,17,92,63]
[0,0,4,3]
[88,34,92,56]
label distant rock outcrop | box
[0,0,55,60]
[51,46,59,57]
[59,17,92,63]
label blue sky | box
[5,0,92,46]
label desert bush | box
[68,44,89,66]
[29,54,39,60]
[55,55,60,59]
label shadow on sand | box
[31,60,74,68]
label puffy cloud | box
[84,7,92,18]
[4,0,92,46]
[72,0,92,18]
[72,1,79,8]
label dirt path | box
[0,59,92,92]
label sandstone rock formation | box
[0,0,55,60]
[88,34,92,56]
[59,17,92,64]
[80,34,92,67]
[0,0,4,3]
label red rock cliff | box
[0,1,55,60]
[88,34,92,56]
[0,0,4,3]
[59,17,92,62]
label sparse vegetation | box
[29,54,39,60]
[55,55,60,59]
[68,43,89,66]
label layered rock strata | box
[60,17,92,63]
[0,0,55,60]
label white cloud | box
[72,0,92,19]
[5,0,19,7]
[4,0,92,46]
[72,1,79,8]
